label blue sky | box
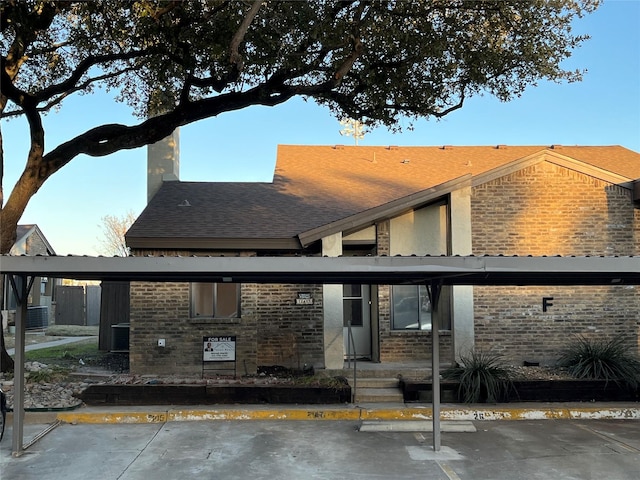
[2,0,639,256]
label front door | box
[343,284,371,359]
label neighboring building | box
[126,143,640,376]
[2,224,58,330]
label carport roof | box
[1,254,638,286]
[3,252,639,457]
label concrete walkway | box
[7,336,96,356]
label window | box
[191,283,240,318]
[343,284,363,327]
[391,285,451,331]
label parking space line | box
[437,461,462,480]
[576,423,640,454]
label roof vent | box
[177,199,191,207]
[401,159,410,164]
[495,144,507,149]
[441,145,453,150]
[550,144,563,150]
[333,144,344,150]
[387,145,399,150]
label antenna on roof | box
[339,118,366,146]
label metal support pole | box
[9,275,33,457]
[429,280,442,452]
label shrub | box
[26,366,71,383]
[442,349,515,403]
[557,336,640,389]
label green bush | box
[557,336,640,389]
[442,350,515,403]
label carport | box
[2,254,639,456]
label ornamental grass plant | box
[443,349,515,404]
[557,336,640,389]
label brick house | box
[2,224,58,330]
[125,143,640,376]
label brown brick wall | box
[472,163,635,256]
[471,162,639,363]
[254,283,325,368]
[130,281,258,376]
[474,285,639,365]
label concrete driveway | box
[1,419,639,479]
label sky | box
[2,0,639,256]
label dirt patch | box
[509,365,573,381]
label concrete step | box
[354,387,404,403]
[355,377,399,389]
[328,361,448,380]
[352,376,404,403]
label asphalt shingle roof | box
[126,145,640,248]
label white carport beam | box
[1,255,638,285]
[8,275,34,457]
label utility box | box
[27,306,49,329]
[111,323,130,352]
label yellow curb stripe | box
[169,408,362,422]
[54,406,640,424]
[439,407,640,421]
[57,411,169,424]
[360,408,433,421]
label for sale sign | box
[203,336,236,362]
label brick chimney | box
[147,92,180,202]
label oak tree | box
[0,0,598,370]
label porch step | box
[351,377,404,403]
[327,361,446,381]
[357,378,400,389]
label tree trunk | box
[0,151,43,373]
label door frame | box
[343,284,375,360]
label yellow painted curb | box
[438,406,640,421]
[169,408,362,422]
[57,410,169,424]
[54,405,640,424]
[360,408,433,421]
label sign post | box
[203,336,237,377]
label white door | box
[343,284,371,359]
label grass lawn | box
[25,338,99,366]
[24,337,129,373]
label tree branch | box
[33,50,158,103]
[229,0,264,71]
[42,82,298,173]
[151,0,183,21]
[333,1,369,83]
[1,67,139,119]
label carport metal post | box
[9,274,34,457]
[428,280,442,452]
